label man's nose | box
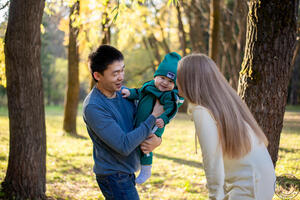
[118,73,124,81]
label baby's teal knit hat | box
[154,52,181,82]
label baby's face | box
[154,76,175,92]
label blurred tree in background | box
[63,0,81,135]
[0,0,299,117]
[0,0,252,108]
[0,0,8,106]
[41,10,67,106]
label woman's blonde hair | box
[177,54,268,159]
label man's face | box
[94,60,125,97]
[154,75,175,92]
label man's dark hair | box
[89,45,124,81]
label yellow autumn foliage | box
[54,0,183,87]
[0,38,6,87]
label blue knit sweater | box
[83,87,156,175]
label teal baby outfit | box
[127,52,184,165]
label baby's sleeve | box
[158,92,178,125]
[127,88,140,100]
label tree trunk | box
[220,0,248,90]
[238,0,297,166]
[291,39,300,67]
[288,37,300,105]
[209,0,220,64]
[150,0,170,54]
[182,0,208,53]
[89,72,96,91]
[63,0,80,135]
[89,5,111,91]
[176,2,187,56]
[176,1,189,113]
[101,11,111,45]
[230,0,247,90]
[2,0,46,199]
[143,34,162,72]
[289,50,300,105]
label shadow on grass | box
[0,155,6,161]
[279,147,300,154]
[60,166,83,175]
[282,121,300,135]
[155,153,203,169]
[47,156,89,182]
[63,132,88,140]
[70,134,88,140]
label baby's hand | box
[121,88,130,98]
[156,118,164,128]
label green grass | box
[286,105,300,112]
[0,106,300,199]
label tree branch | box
[0,1,9,10]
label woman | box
[177,54,276,200]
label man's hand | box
[140,134,162,154]
[121,88,130,98]
[156,118,164,128]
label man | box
[83,44,163,199]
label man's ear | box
[93,72,102,82]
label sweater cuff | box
[128,88,139,99]
[144,115,156,130]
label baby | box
[122,52,184,184]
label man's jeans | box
[96,172,140,200]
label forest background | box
[0,0,299,199]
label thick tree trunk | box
[63,0,80,135]
[209,0,220,64]
[2,0,46,199]
[238,0,297,166]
